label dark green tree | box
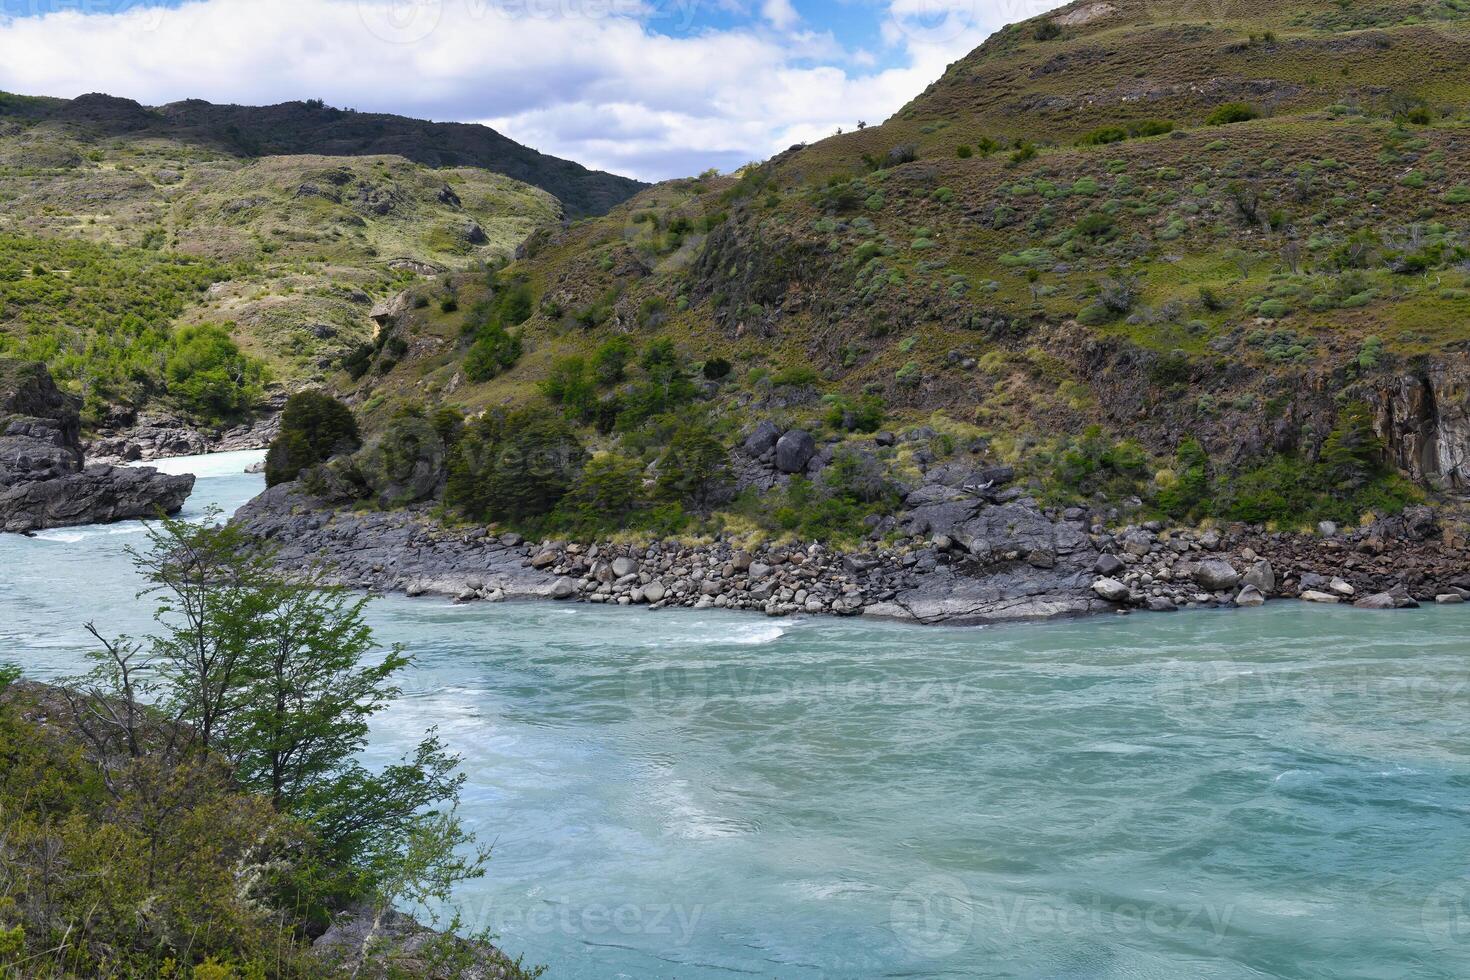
[265,390,361,486]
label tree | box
[117,514,470,892]
[561,452,644,528]
[447,409,585,522]
[163,324,265,423]
[265,390,360,486]
[655,422,729,509]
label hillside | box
[338,0,1470,536]
[0,91,645,219]
[0,105,567,423]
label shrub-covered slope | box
[347,0,1470,533]
[0,112,563,423]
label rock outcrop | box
[1375,361,1470,493]
[0,360,194,532]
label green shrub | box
[1079,126,1128,146]
[1206,102,1258,125]
[557,452,645,531]
[956,144,974,159]
[655,422,730,509]
[264,390,360,487]
[445,409,585,522]
[702,357,732,380]
[1034,19,1061,40]
[592,336,634,384]
[163,324,266,423]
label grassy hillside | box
[317,0,1470,536]
[0,114,563,423]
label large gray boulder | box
[775,429,817,473]
[1193,559,1240,592]
[1241,559,1275,594]
[743,420,782,456]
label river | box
[2,452,1469,978]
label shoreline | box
[233,481,1470,627]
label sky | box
[0,0,1062,180]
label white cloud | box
[760,0,799,30]
[0,0,1063,181]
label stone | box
[1436,594,1465,604]
[775,429,817,473]
[743,420,783,456]
[1317,521,1338,537]
[1241,560,1275,594]
[1300,590,1340,604]
[1193,559,1240,592]
[1235,584,1266,607]
[611,556,639,577]
[1122,531,1154,557]
[642,580,667,604]
[1354,587,1419,610]
[1094,553,1126,576]
[748,562,772,580]
[1329,577,1355,596]
[530,550,559,569]
[550,577,578,599]
[1092,577,1130,602]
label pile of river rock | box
[1089,511,1470,612]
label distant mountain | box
[0,91,645,218]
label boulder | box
[1193,559,1240,592]
[611,556,639,578]
[550,577,578,599]
[1329,577,1355,597]
[1235,584,1266,607]
[1092,577,1130,602]
[642,580,667,604]
[1436,594,1465,604]
[1300,590,1340,604]
[743,420,782,456]
[775,429,817,473]
[1094,553,1126,576]
[1354,587,1419,610]
[1241,560,1275,594]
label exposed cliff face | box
[0,360,195,532]
[1375,362,1470,494]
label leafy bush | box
[1034,19,1061,40]
[825,393,885,433]
[541,355,598,420]
[592,336,635,384]
[702,356,732,380]
[163,324,266,423]
[1206,102,1258,125]
[264,390,361,487]
[556,452,645,532]
[1079,126,1128,146]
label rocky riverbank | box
[85,397,283,467]
[1,360,195,533]
[234,476,1470,625]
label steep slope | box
[354,0,1470,527]
[0,92,646,218]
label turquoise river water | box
[1,452,1469,978]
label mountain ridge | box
[0,90,646,218]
